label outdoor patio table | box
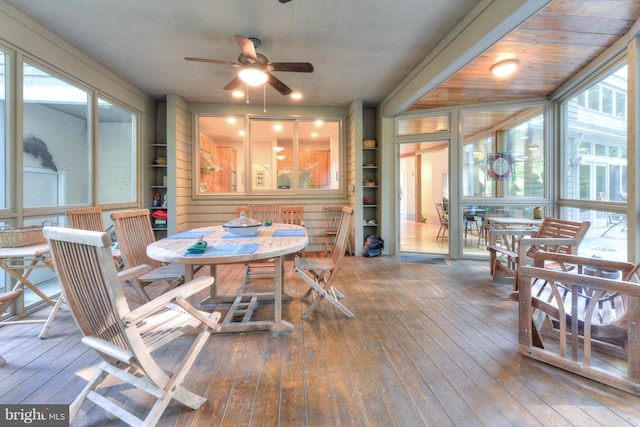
[146,223,308,333]
[0,243,63,337]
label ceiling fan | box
[185,35,313,96]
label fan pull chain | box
[263,84,267,113]
[246,84,250,104]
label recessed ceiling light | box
[232,90,244,98]
[227,117,236,124]
[491,59,519,78]
[238,130,245,136]
[273,124,283,131]
[311,132,318,138]
[314,120,323,127]
[291,92,302,100]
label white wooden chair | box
[43,226,221,426]
[294,206,354,319]
[111,209,197,300]
[240,204,283,284]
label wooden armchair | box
[294,206,354,319]
[111,209,198,300]
[239,204,283,284]
[518,251,640,396]
[488,216,591,291]
[66,207,122,269]
[43,226,221,426]
[282,206,306,257]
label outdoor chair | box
[238,204,283,284]
[111,209,197,300]
[66,207,122,269]
[518,251,640,396]
[294,206,354,319]
[282,206,306,257]
[434,202,448,241]
[0,289,23,365]
[43,226,221,426]
[488,216,591,291]
[599,192,627,237]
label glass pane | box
[198,116,244,193]
[560,207,627,262]
[0,51,6,209]
[397,114,450,135]
[23,62,90,207]
[461,105,545,198]
[298,120,340,190]
[98,98,136,203]
[561,63,627,201]
[251,119,294,191]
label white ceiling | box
[3,0,482,108]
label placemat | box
[167,231,211,240]
[272,228,306,237]
[184,243,259,256]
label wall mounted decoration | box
[487,152,513,180]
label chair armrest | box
[520,265,640,297]
[488,228,537,246]
[123,276,214,325]
[523,251,636,276]
[117,264,153,283]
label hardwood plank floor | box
[2,256,640,426]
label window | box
[561,63,627,202]
[23,62,90,207]
[197,115,341,194]
[0,51,6,209]
[97,98,136,203]
[461,105,545,199]
[560,61,627,261]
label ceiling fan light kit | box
[239,68,268,86]
[186,34,313,96]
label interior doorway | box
[398,141,449,254]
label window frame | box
[194,113,345,197]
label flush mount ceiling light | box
[238,68,268,86]
[491,59,519,78]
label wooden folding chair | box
[294,206,354,319]
[43,226,221,426]
[282,206,306,257]
[111,209,197,300]
[241,204,283,284]
[66,207,122,269]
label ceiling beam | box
[381,0,551,117]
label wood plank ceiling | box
[408,0,640,111]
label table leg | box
[1,256,56,306]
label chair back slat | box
[531,217,591,255]
[44,227,128,349]
[110,209,161,269]
[67,207,106,232]
[282,206,305,226]
[323,207,342,233]
[330,207,353,265]
[248,204,283,223]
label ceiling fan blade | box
[223,76,243,91]
[269,62,314,73]
[235,35,258,63]
[267,73,292,95]
[185,57,239,67]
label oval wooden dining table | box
[146,223,308,333]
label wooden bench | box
[518,251,640,396]
[487,216,591,291]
